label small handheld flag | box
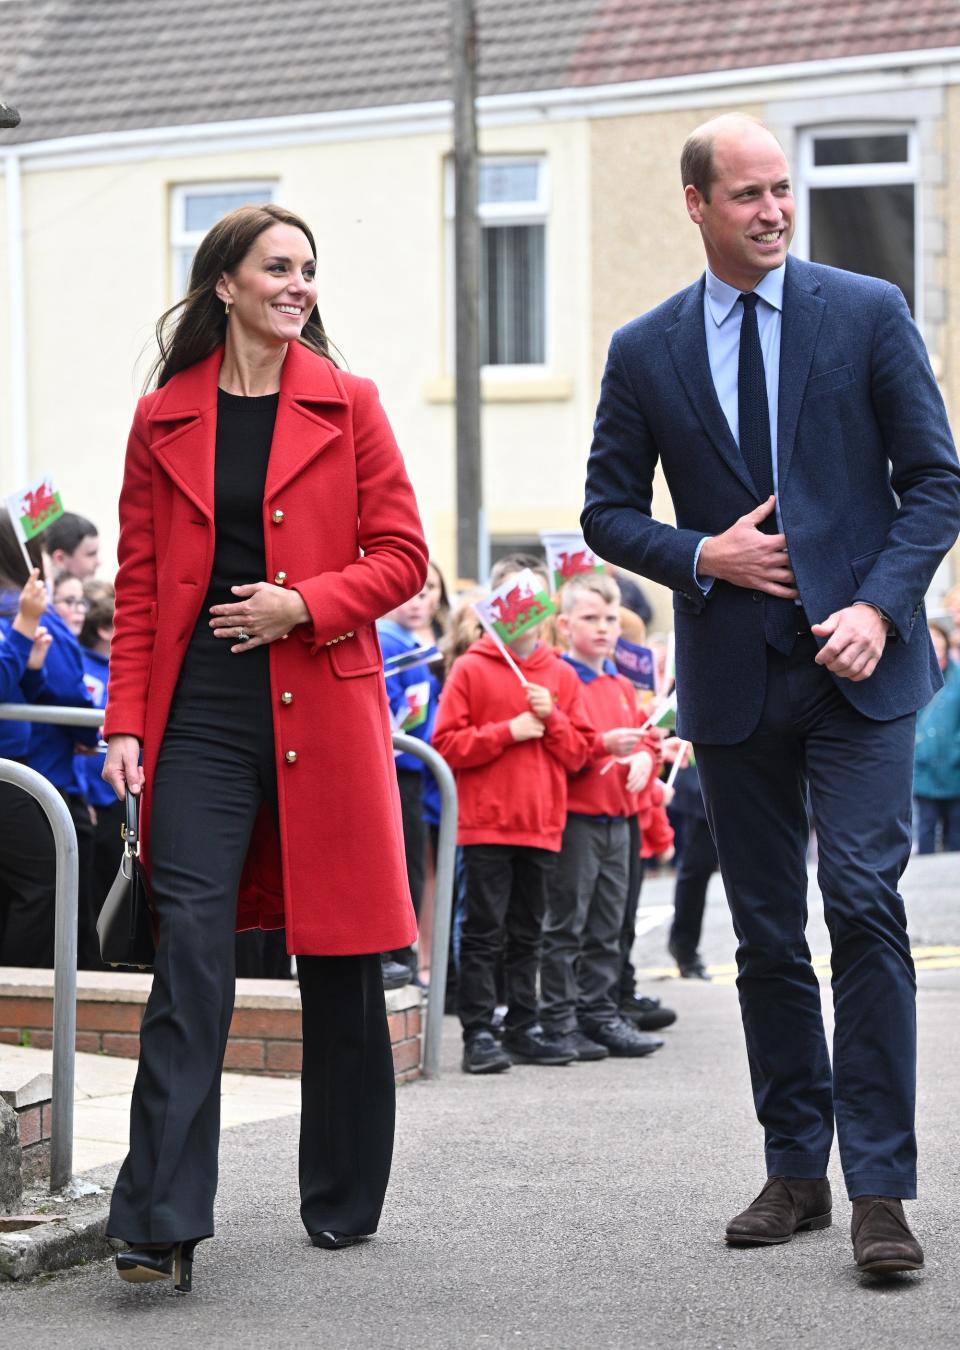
[614,637,658,694]
[383,644,443,677]
[393,680,430,733]
[540,531,604,591]
[473,568,557,685]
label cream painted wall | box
[588,103,757,629]
[8,118,594,594]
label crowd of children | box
[382,551,685,1076]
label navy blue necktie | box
[737,292,796,655]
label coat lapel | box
[147,349,220,521]
[146,343,348,516]
[264,341,347,502]
[777,257,825,492]
[665,279,758,498]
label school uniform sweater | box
[432,635,593,851]
[562,654,662,819]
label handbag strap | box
[122,789,140,858]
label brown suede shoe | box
[851,1197,924,1275]
[725,1176,832,1246]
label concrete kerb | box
[0,1207,116,1282]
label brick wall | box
[0,1071,52,1187]
[0,972,423,1084]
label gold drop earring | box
[224,300,231,316]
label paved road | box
[1,854,957,1348]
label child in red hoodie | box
[432,555,593,1075]
[540,573,668,1062]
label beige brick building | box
[2,2,959,623]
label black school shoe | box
[381,956,413,990]
[620,993,678,1030]
[553,1028,609,1062]
[501,1024,576,1066]
[462,1030,512,1074]
[583,1016,664,1057]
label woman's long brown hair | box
[146,203,338,390]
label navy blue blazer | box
[582,256,960,745]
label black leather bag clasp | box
[97,789,155,971]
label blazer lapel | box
[777,257,825,492]
[264,341,347,502]
[147,349,220,521]
[665,279,758,498]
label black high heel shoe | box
[115,1239,198,1292]
[309,1230,374,1251]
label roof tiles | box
[1,0,958,145]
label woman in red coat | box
[101,204,427,1291]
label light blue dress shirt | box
[694,262,786,591]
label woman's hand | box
[26,626,52,670]
[208,582,310,653]
[12,568,48,639]
[103,734,144,799]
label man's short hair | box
[560,571,621,614]
[680,130,717,202]
[43,512,98,556]
[488,552,550,594]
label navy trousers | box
[694,633,917,1200]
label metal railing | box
[0,703,458,1180]
[390,734,457,1079]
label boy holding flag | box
[432,555,594,1074]
[540,572,670,1059]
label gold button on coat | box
[284,750,298,764]
[271,509,285,525]
[273,571,287,585]
[281,691,293,705]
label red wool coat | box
[103,341,428,954]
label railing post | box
[0,758,78,1190]
[392,733,458,1079]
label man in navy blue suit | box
[583,114,960,1275]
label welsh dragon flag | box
[396,681,430,733]
[5,475,64,544]
[540,531,605,591]
[474,569,557,645]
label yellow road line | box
[637,945,960,983]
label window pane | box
[183,188,272,234]
[813,135,908,167]
[479,161,540,207]
[481,223,545,365]
[809,184,914,312]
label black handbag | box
[97,789,155,971]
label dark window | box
[481,224,546,365]
[809,183,915,312]
[813,134,908,167]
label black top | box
[205,388,278,610]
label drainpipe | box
[4,148,28,487]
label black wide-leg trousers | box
[108,628,395,1244]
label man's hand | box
[510,711,546,742]
[603,726,642,757]
[525,683,554,721]
[696,497,799,598]
[811,605,887,682]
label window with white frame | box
[170,182,277,298]
[798,128,917,314]
[446,157,548,367]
